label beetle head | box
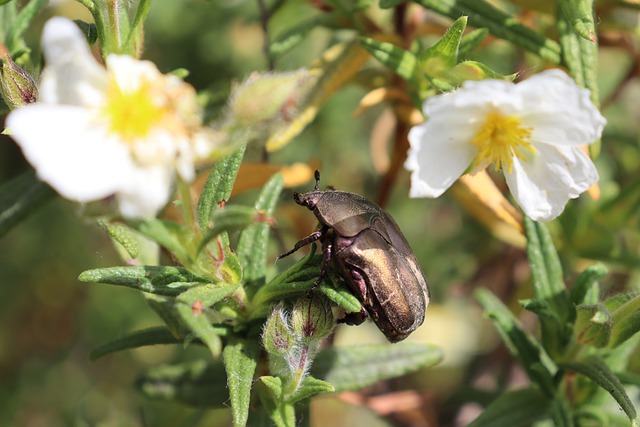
[292,170,324,211]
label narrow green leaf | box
[450,60,515,83]
[560,356,638,423]
[379,0,406,8]
[458,28,489,57]
[0,170,55,237]
[609,294,640,348]
[359,37,417,80]
[90,327,179,361]
[475,288,557,396]
[419,15,467,66]
[199,205,270,253]
[549,396,575,427]
[177,282,240,307]
[129,219,191,263]
[525,217,572,355]
[574,303,611,347]
[175,302,222,356]
[414,0,561,64]
[78,266,208,296]
[9,0,47,47]
[318,280,362,314]
[570,263,607,306]
[468,388,551,427]
[310,343,442,392]
[196,145,246,231]
[98,220,139,259]
[286,375,334,404]
[557,1,600,157]
[270,12,341,58]
[558,0,596,42]
[124,0,151,49]
[137,360,229,407]
[237,173,284,287]
[224,338,259,427]
[257,378,296,427]
[145,295,184,337]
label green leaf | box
[525,217,572,356]
[0,170,55,237]
[78,266,208,296]
[8,0,46,49]
[570,263,607,306]
[136,360,229,407]
[449,60,516,83]
[196,145,246,231]
[257,377,296,427]
[558,0,596,42]
[379,0,406,8]
[359,37,417,80]
[237,173,284,288]
[549,396,575,427]
[224,338,259,427]
[574,303,611,347]
[175,301,222,357]
[557,0,600,157]
[475,288,557,397]
[468,388,551,427]
[609,294,640,348]
[560,356,638,424]
[458,28,489,57]
[98,220,139,259]
[419,15,467,69]
[124,0,150,50]
[89,327,179,361]
[199,205,270,253]
[176,282,240,307]
[270,12,342,58]
[318,280,362,314]
[286,375,334,404]
[129,219,191,264]
[310,343,442,392]
[414,0,561,64]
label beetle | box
[279,170,430,342]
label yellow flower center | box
[470,111,535,172]
[102,77,165,141]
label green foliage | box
[4,0,640,426]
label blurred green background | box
[2,0,640,426]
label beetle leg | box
[277,225,328,259]
[339,308,368,326]
[309,239,333,291]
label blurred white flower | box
[405,69,606,221]
[6,17,217,218]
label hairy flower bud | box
[291,295,335,345]
[0,51,38,109]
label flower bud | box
[263,305,296,378]
[0,51,38,109]
[291,295,335,345]
[227,70,315,127]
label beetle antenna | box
[314,170,321,191]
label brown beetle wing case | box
[333,226,428,342]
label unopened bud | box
[0,50,38,109]
[228,70,315,127]
[291,295,335,344]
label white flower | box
[6,17,217,218]
[405,69,606,221]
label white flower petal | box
[517,69,606,146]
[6,104,129,201]
[505,143,598,221]
[406,119,477,198]
[116,166,174,219]
[39,17,108,106]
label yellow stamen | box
[470,111,535,173]
[102,77,165,141]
